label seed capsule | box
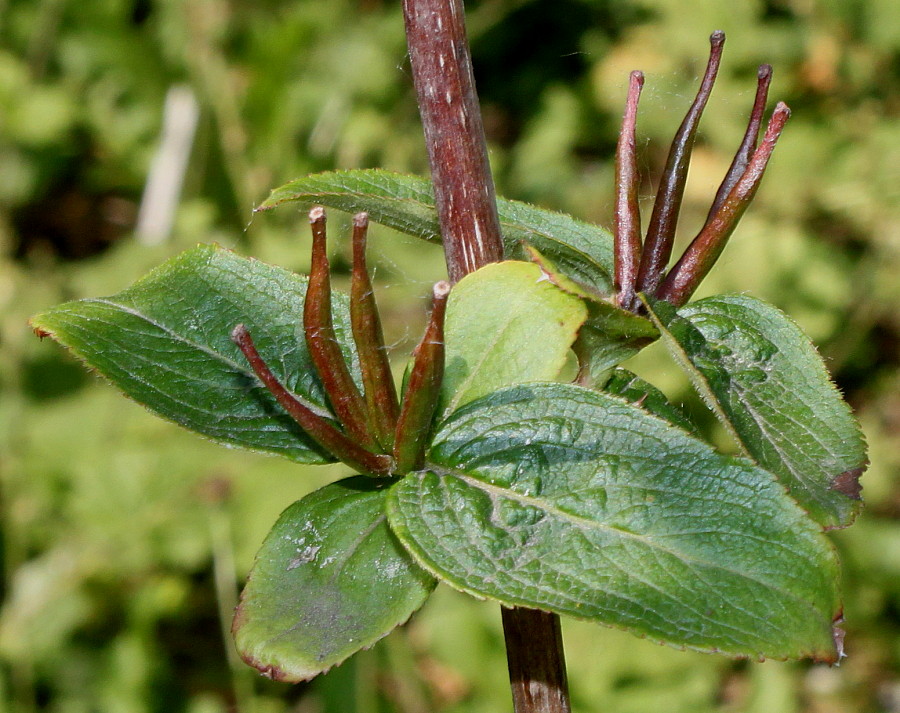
[350,212,400,449]
[393,281,450,474]
[231,324,392,475]
[304,206,377,451]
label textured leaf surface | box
[31,245,361,463]
[646,295,866,529]
[602,368,698,435]
[440,261,587,417]
[387,383,841,661]
[233,477,435,682]
[257,169,615,294]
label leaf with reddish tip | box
[387,383,842,661]
[831,468,864,500]
[31,245,362,464]
[645,295,867,529]
[256,169,615,295]
[234,477,436,682]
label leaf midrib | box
[443,313,521,416]
[683,302,857,516]
[87,298,332,419]
[419,462,827,615]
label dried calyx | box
[614,31,789,311]
[231,207,449,476]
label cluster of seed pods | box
[614,31,790,312]
[232,207,450,476]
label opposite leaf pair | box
[33,237,862,681]
[232,248,861,679]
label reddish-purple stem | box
[231,324,392,475]
[614,70,645,311]
[636,30,726,296]
[402,0,504,283]
[403,2,568,711]
[658,102,791,306]
[502,607,571,713]
[706,64,772,221]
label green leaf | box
[31,245,361,463]
[602,368,698,435]
[257,169,615,295]
[387,383,842,662]
[522,244,658,385]
[440,261,587,418]
[233,477,436,682]
[575,301,659,385]
[645,295,866,530]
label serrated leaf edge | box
[30,245,340,462]
[387,381,842,663]
[645,294,867,529]
[233,482,437,682]
[385,470,837,663]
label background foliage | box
[1,0,898,710]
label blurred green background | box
[1,0,898,711]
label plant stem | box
[402,2,570,711]
[402,0,504,283]
[502,607,571,713]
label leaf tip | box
[232,605,315,683]
[830,466,865,501]
[831,624,846,664]
[30,322,52,340]
[810,611,847,666]
[239,650,296,682]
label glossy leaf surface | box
[257,169,615,294]
[31,245,360,463]
[646,295,866,529]
[440,261,587,418]
[234,477,436,682]
[602,368,698,435]
[387,383,841,661]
